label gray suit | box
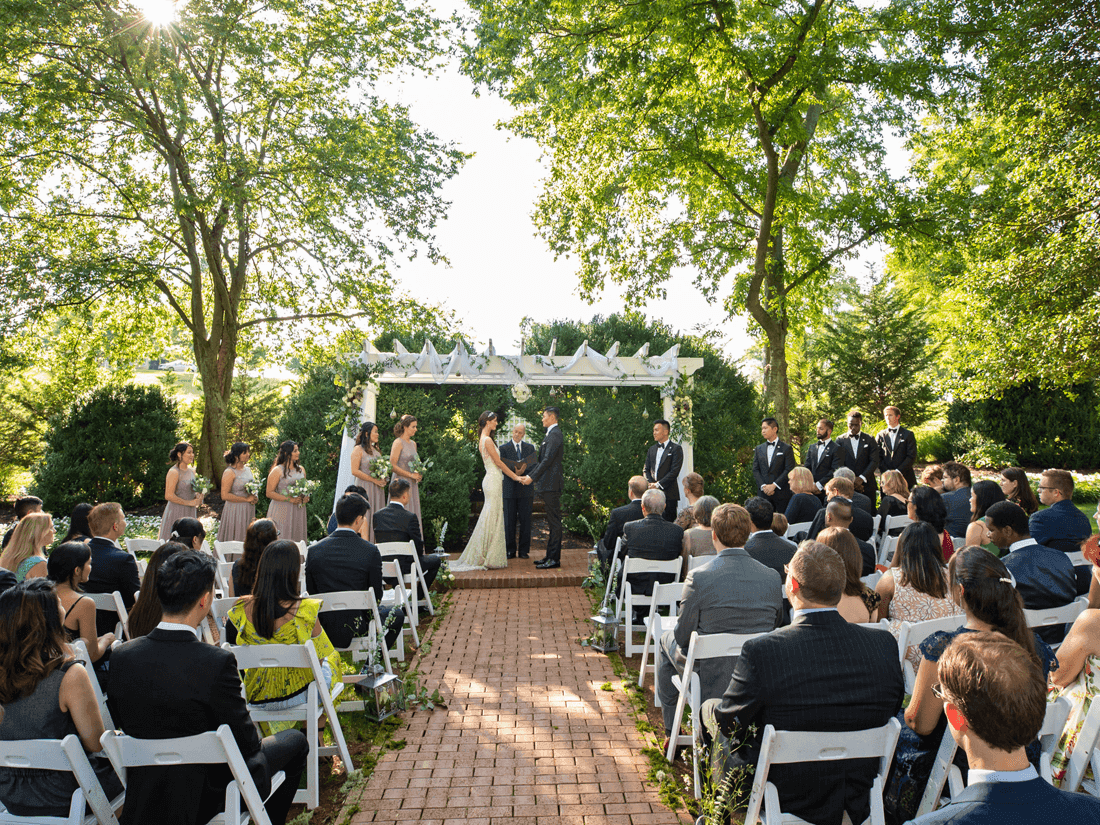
[656,547,783,735]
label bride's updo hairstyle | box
[477,410,498,435]
[394,415,417,438]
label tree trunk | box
[194,332,237,483]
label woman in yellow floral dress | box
[227,540,345,735]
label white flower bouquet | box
[368,456,391,482]
[191,476,213,495]
[286,477,320,507]
[408,455,433,476]
[244,478,262,497]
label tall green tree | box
[0,0,466,477]
[462,0,948,437]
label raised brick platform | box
[447,546,592,589]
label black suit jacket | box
[602,499,644,558]
[372,502,424,556]
[527,425,564,494]
[875,426,917,489]
[806,498,874,543]
[499,440,536,499]
[832,432,881,495]
[744,530,798,579]
[713,611,903,825]
[622,513,684,597]
[84,536,142,636]
[645,440,684,502]
[304,528,384,648]
[0,567,16,594]
[107,628,266,825]
[752,440,796,493]
[803,439,839,488]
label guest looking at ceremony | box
[599,475,647,569]
[909,632,1100,824]
[266,440,310,543]
[752,416,796,515]
[832,410,881,507]
[771,512,790,537]
[818,527,880,623]
[805,476,874,543]
[350,421,386,543]
[744,496,796,579]
[1031,468,1092,550]
[920,464,945,493]
[374,476,441,591]
[219,441,258,543]
[682,495,719,572]
[802,417,837,493]
[702,541,903,825]
[822,498,876,575]
[656,503,782,750]
[108,551,307,825]
[941,461,973,539]
[1049,578,1100,785]
[166,516,206,551]
[620,489,684,606]
[833,466,874,514]
[1000,466,1039,515]
[986,500,1076,644]
[48,541,116,665]
[784,465,824,524]
[326,486,366,536]
[84,502,141,636]
[908,483,955,561]
[1,495,42,550]
[681,472,704,510]
[674,507,696,531]
[0,511,54,582]
[886,548,1059,822]
[876,405,918,489]
[60,502,93,544]
[644,419,684,521]
[875,469,910,542]
[127,542,188,638]
[158,441,203,541]
[233,518,279,598]
[877,522,959,670]
[0,579,124,818]
[965,479,1007,553]
[390,414,424,533]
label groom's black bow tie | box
[888,428,898,434]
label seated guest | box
[83,503,141,636]
[620,489,684,605]
[682,495,719,574]
[374,477,441,591]
[941,461,973,538]
[126,542,189,638]
[920,464,944,494]
[108,551,307,825]
[0,511,54,582]
[817,527,880,623]
[876,522,959,670]
[885,547,1058,821]
[1,495,43,550]
[1031,468,1092,551]
[909,632,1100,824]
[166,516,206,551]
[1000,466,1039,515]
[681,471,705,511]
[674,506,696,531]
[306,495,404,650]
[326,485,366,535]
[908,484,955,561]
[0,568,14,594]
[805,476,874,543]
[701,541,904,825]
[48,541,116,672]
[987,500,1076,644]
[656,504,782,749]
[785,466,824,524]
[823,498,876,575]
[965,479,1006,554]
[599,475,647,570]
[1049,583,1100,785]
[232,518,279,598]
[875,469,910,542]
[770,512,789,537]
[744,496,796,578]
[0,579,123,819]
[60,502,94,544]
[834,466,874,514]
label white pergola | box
[333,339,704,507]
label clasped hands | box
[517,475,533,486]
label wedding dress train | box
[449,436,508,571]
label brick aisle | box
[348,587,686,825]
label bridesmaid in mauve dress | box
[389,415,423,534]
[265,440,309,543]
[159,442,203,541]
[349,422,387,543]
[219,441,258,543]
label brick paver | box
[347,587,686,825]
[448,546,592,589]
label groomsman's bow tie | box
[818,438,827,444]
[889,428,898,434]
[850,433,860,438]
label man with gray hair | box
[500,422,536,559]
[620,488,684,607]
[832,466,874,515]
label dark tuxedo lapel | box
[768,441,789,472]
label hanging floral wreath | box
[511,382,532,403]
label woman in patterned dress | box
[158,442,204,541]
[265,440,309,543]
[389,415,423,534]
[349,422,387,543]
[219,441,258,543]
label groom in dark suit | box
[644,419,684,521]
[752,417,796,515]
[500,423,536,559]
[525,407,564,569]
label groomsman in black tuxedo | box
[831,411,880,508]
[752,417,796,515]
[644,419,684,522]
[875,405,918,490]
[802,418,838,496]
[500,423,536,559]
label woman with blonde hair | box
[784,465,823,524]
[876,469,910,542]
[0,511,54,582]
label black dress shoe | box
[518,554,529,559]
[507,553,516,559]
[532,557,545,564]
[536,560,560,569]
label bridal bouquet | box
[286,478,319,507]
[408,455,433,476]
[368,456,391,482]
[244,477,262,497]
[191,476,213,495]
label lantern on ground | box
[589,605,620,653]
[350,664,406,721]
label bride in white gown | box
[450,411,530,571]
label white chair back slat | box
[785,521,812,539]
[124,537,161,556]
[616,556,682,657]
[897,614,965,692]
[380,560,419,653]
[213,540,245,563]
[69,639,114,730]
[86,591,130,641]
[687,554,713,572]
[861,571,883,589]
[1024,596,1088,631]
[637,582,683,693]
[1067,550,1086,567]
[1039,697,1071,784]
[315,589,391,673]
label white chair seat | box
[616,556,682,656]
[1024,596,1089,650]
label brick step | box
[447,546,591,589]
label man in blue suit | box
[910,631,1100,824]
[1030,468,1092,551]
[84,502,141,636]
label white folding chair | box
[896,614,965,692]
[1039,697,1073,783]
[100,725,280,825]
[1067,550,1086,567]
[877,535,898,567]
[0,735,124,825]
[210,596,241,639]
[616,557,682,656]
[376,540,434,620]
[380,560,420,658]
[785,521,812,540]
[124,537,161,556]
[951,536,965,550]
[861,571,883,589]
[1024,596,1089,650]
[601,538,624,610]
[216,562,236,598]
[637,582,684,693]
[742,718,902,825]
[86,591,130,641]
[69,639,114,730]
[213,540,245,563]
[687,554,713,572]
[222,643,353,809]
[870,514,882,545]
[667,631,767,797]
[1065,694,1100,795]
[315,589,392,675]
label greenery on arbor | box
[30,385,180,514]
[462,0,949,438]
[0,0,466,480]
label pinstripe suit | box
[703,610,904,825]
[656,547,782,735]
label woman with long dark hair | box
[158,442,204,541]
[219,441,258,543]
[47,541,115,664]
[127,542,189,639]
[350,422,386,542]
[0,580,123,817]
[266,440,309,543]
[389,414,423,534]
[1000,466,1040,515]
[232,518,279,597]
[964,479,1007,553]
[61,502,93,544]
[907,484,955,561]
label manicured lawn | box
[1076,502,1098,534]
